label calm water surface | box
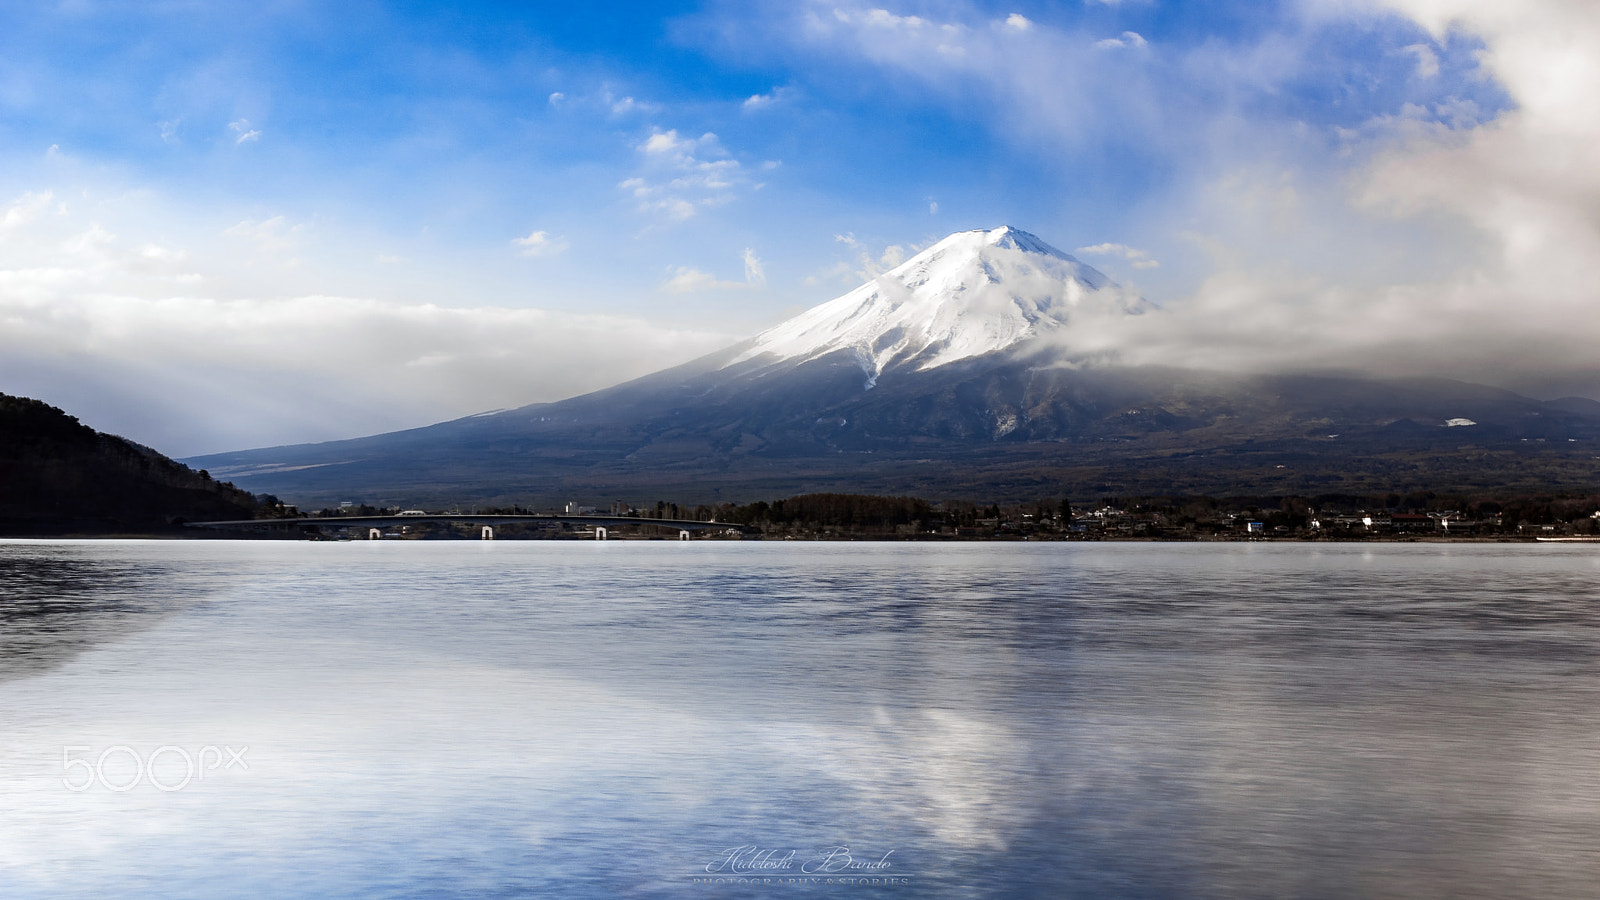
[2,540,1599,898]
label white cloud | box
[742,248,766,285]
[512,230,569,258]
[1403,42,1440,78]
[62,222,118,260]
[820,6,973,59]
[0,190,54,230]
[783,2,1163,155]
[855,8,929,30]
[621,129,759,221]
[223,215,303,255]
[601,90,658,116]
[660,267,724,293]
[830,233,915,282]
[642,130,694,156]
[660,249,768,294]
[545,87,663,117]
[127,243,195,278]
[1004,13,1033,31]
[742,87,792,110]
[1094,31,1147,50]
[1085,0,1600,397]
[0,194,202,290]
[228,119,261,145]
[1077,242,1159,269]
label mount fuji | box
[727,226,1142,387]
[188,227,1600,506]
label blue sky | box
[0,0,1594,453]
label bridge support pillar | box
[679,530,691,541]
[595,526,608,541]
[482,526,494,540]
[369,528,381,540]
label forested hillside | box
[1,393,266,534]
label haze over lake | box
[3,540,1598,898]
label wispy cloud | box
[1094,31,1146,50]
[228,119,261,145]
[742,86,794,110]
[1403,42,1440,78]
[543,86,661,117]
[223,215,302,256]
[511,230,569,258]
[660,248,768,293]
[1077,242,1159,269]
[609,94,651,115]
[620,128,762,221]
[774,1,1157,156]
[1,190,55,230]
[742,248,766,285]
[814,233,917,284]
[661,267,734,293]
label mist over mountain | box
[186,228,1600,508]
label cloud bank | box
[0,291,733,457]
[0,190,733,455]
[747,0,1600,399]
[1113,0,1600,397]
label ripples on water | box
[1,541,1599,898]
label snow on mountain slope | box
[730,226,1144,385]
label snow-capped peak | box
[730,226,1141,384]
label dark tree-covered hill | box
[0,393,265,534]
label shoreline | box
[0,532,1582,544]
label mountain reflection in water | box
[1,541,1597,899]
[0,546,213,684]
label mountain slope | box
[185,227,1600,506]
[0,393,265,534]
[189,360,1600,506]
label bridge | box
[185,513,745,541]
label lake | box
[2,540,1598,898]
